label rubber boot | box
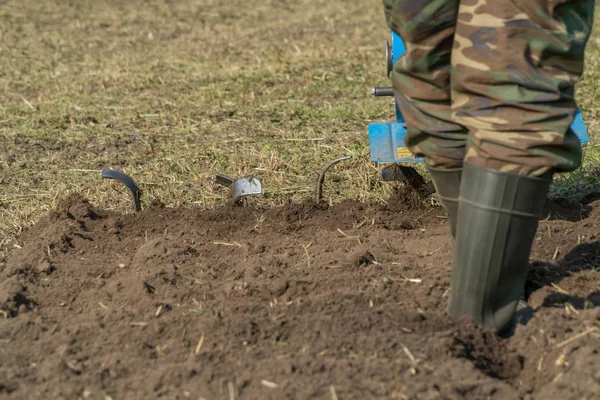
[427,167,462,237]
[448,163,552,335]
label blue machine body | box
[369,32,590,163]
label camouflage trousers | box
[383,0,595,176]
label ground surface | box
[1,1,600,399]
[0,194,599,399]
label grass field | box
[1,0,599,244]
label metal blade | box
[231,176,262,203]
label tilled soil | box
[1,193,599,400]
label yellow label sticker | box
[396,147,413,158]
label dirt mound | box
[1,194,599,399]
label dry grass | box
[0,0,599,246]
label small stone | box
[37,260,54,274]
[245,266,263,280]
[269,278,289,297]
[349,250,376,267]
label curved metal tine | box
[231,176,262,204]
[315,156,352,203]
[381,164,405,182]
[101,169,142,212]
[397,165,427,192]
[216,174,235,187]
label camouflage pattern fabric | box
[383,0,595,176]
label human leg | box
[383,0,467,235]
[448,0,595,333]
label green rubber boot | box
[427,167,462,237]
[448,163,552,335]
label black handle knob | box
[371,86,394,97]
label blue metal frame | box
[369,32,589,163]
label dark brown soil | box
[1,193,599,400]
